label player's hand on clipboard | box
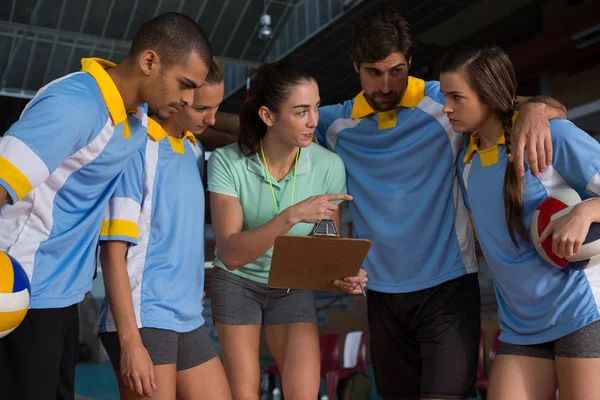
[334,268,368,295]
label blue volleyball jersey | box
[98,119,206,333]
[0,58,148,309]
[315,77,476,293]
[458,119,600,345]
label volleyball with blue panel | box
[0,251,30,338]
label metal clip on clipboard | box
[309,219,340,237]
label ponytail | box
[441,46,525,248]
[236,61,316,157]
[502,110,528,247]
[238,95,266,157]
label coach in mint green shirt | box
[207,141,347,283]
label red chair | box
[324,331,368,399]
[261,333,341,396]
[320,332,342,378]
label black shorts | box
[367,273,481,400]
[0,304,79,400]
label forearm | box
[100,243,141,345]
[518,95,567,120]
[213,112,240,136]
[218,209,296,270]
[578,198,600,224]
[198,127,238,151]
[0,186,9,208]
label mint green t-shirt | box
[207,142,347,283]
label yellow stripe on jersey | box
[100,220,139,240]
[0,156,33,201]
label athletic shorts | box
[367,273,481,400]
[0,304,79,400]
[210,266,317,325]
[100,325,217,372]
[496,320,600,359]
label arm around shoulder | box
[517,95,567,120]
[213,112,240,136]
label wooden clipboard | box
[268,235,372,292]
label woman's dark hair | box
[351,7,414,65]
[441,46,525,247]
[238,61,316,157]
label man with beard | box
[0,12,211,400]
[314,8,567,400]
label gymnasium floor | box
[77,275,484,399]
[74,362,381,399]
[74,362,484,400]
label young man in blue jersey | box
[0,13,212,400]
[313,8,567,400]
[99,59,231,400]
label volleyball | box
[0,251,31,338]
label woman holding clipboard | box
[207,61,367,399]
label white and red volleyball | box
[531,188,600,270]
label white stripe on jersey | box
[2,119,114,282]
[105,140,159,331]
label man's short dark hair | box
[128,12,212,69]
[205,58,225,85]
[351,7,414,65]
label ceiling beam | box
[0,87,37,100]
[221,0,254,57]
[225,0,369,101]
[0,21,261,68]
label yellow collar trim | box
[463,132,506,167]
[463,112,519,166]
[147,119,198,154]
[350,76,425,120]
[183,130,199,145]
[81,58,127,126]
[147,119,168,142]
[168,131,198,154]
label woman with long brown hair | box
[207,61,367,399]
[441,46,600,400]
